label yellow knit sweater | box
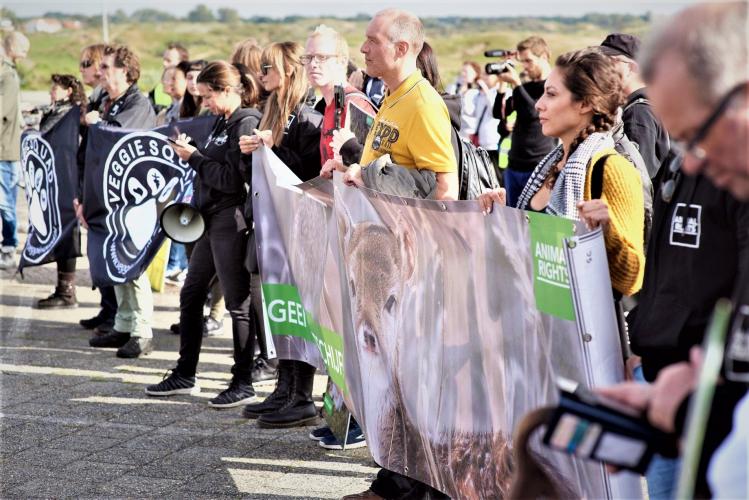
[583,149,645,296]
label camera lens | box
[485,62,509,75]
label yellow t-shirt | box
[360,71,457,173]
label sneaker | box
[117,337,153,358]
[36,292,77,309]
[145,370,200,396]
[252,357,278,383]
[89,329,130,348]
[0,250,16,270]
[165,269,187,286]
[203,316,223,337]
[208,380,257,409]
[318,424,367,450]
[309,426,334,441]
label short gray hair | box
[2,31,30,58]
[639,1,747,106]
[374,9,424,54]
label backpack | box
[610,122,654,249]
[451,127,501,200]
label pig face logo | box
[102,131,194,282]
[20,135,62,263]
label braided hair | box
[545,48,624,188]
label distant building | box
[24,18,63,34]
[0,18,14,31]
[62,20,83,30]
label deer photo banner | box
[83,116,214,287]
[252,148,642,499]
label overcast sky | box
[5,0,696,18]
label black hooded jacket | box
[188,107,262,216]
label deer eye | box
[384,295,396,313]
[350,280,356,296]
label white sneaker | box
[0,249,16,270]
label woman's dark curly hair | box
[51,73,86,108]
[545,48,624,187]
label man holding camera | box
[492,36,556,207]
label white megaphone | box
[159,183,205,243]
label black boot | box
[257,361,319,428]
[242,359,293,419]
[37,272,77,309]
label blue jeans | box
[0,161,19,249]
[634,365,681,499]
[503,168,533,208]
[166,242,188,273]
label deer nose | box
[359,321,378,354]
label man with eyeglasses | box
[0,31,30,271]
[598,3,748,498]
[83,45,157,360]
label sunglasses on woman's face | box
[79,59,94,69]
[260,64,273,76]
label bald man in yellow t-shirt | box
[345,9,458,200]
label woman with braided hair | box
[479,48,645,296]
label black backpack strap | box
[591,154,612,200]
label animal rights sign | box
[83,116,215,286]
[19,107,81,272]
[252,147,641,499]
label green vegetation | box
[13,14,651,91]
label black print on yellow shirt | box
[371,122,400,151]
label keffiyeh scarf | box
[515,132,615,220]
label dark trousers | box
[99,286,117,321]
[176,207,254,382]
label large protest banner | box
[18,107,81,272]
[83,117,214,287]
[252,148,641,499]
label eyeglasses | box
[79,60,93,68]
[660,154,683,203]
[670,81,747,162]
[260,64,273,76]
[300,53,338,65]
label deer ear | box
[396,216,416,282]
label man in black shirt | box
[600,33,670,184]
[494,36,556,207]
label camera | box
[484,49,515,58]
[485,60,515,75]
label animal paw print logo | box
[103,131,193,281]
[20,134,62,263]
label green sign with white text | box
[527,212,576,321]
[261,283,347,393]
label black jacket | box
[188,107,262,216]
[271,103,322,182]
[628,173,749,381]
[40,100,76,134]
[501,80,556,172]
[622,88,670,181]
[100,84,156,129]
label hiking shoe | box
[209,380,257,409]
[318,424,367,450]
[309,426,335,441]
[89,329,130,348]
[252,357,278,383]
[203,316,223,337]
[37,292,77,309]
[117,337,153,358]
[145,370,200,396]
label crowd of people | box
[1,2,747,498]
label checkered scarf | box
[515,132,614,220]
